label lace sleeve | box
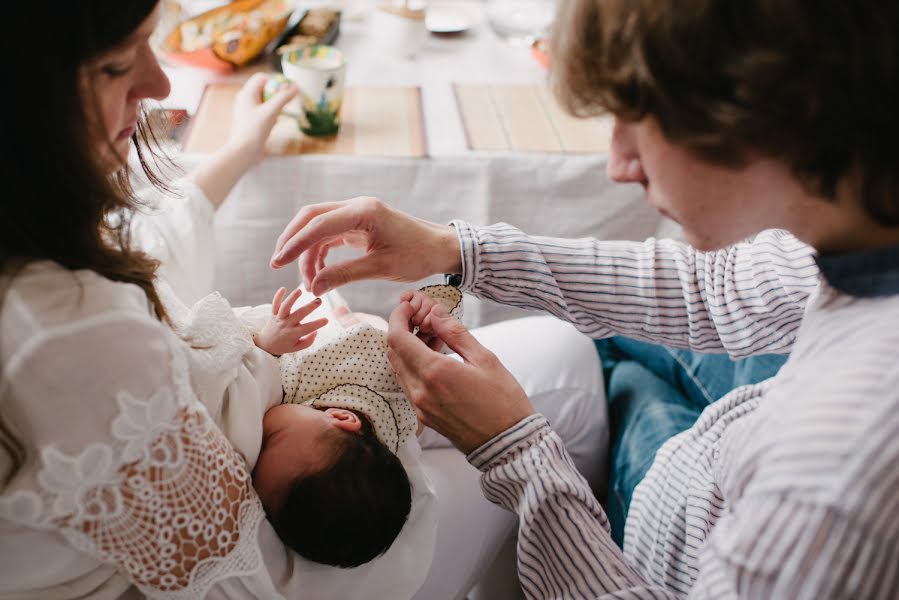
[0,311,268,599]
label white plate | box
[426,4,475,33]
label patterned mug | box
[280,45,346,137]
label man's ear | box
[325,407,363,432]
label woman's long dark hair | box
[1,1,173,478]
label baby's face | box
[252,404,362,514]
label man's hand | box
[269,197,462,296]
[254,287,328,356]
[386,300,535,454]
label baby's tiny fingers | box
[293,331,318,351]
[417,313,435,334]
[295,317,329,336]
[411,296,437,327]
[409,300,430,326]
[279,286,304,318]
[290,297,323,322]
[271,287,287,314]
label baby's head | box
[253,403,412,567]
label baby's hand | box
[255,287,328,356]
[399,290,446,352]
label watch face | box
[445,273,463,287]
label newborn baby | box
[252,399,411,568]
[167,282,460,568]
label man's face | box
[607,116,800,251]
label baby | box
[252,396,411,568]
[174,282,460,569]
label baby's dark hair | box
[270,410,412,568]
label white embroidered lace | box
[161,285,255,375]
[0,332,266,600]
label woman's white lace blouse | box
[0,264,270,599]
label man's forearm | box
[469,415,678,600]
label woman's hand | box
[189,74,297,209]
[225,72,298,164]
[386,300,535,453]
[269,197,462,296]
[254,286,328,356]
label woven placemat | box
[184,82,427,157]
[454,84,613,154]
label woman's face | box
[607,117,803,251]
[82,4,170,170]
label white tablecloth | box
[163,1,678,326]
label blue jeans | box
[594,337,788,547]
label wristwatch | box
[444,273,463,287]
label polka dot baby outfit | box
[279,285,463,452]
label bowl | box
[162,0,292,72]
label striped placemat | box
[454,84,614,154]
[183,82,427,157]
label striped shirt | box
[454,221,899,599]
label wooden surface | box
[183,82,427,157]
[454,84,614,154]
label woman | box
[0,3,443,598]
[271,0,899,597]
[1,4,606,598]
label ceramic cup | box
[370,4,427,58]
[281,45,346,137]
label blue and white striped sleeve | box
[451,221,819,357]
[469,415,681,600]
[469,414,898,600]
